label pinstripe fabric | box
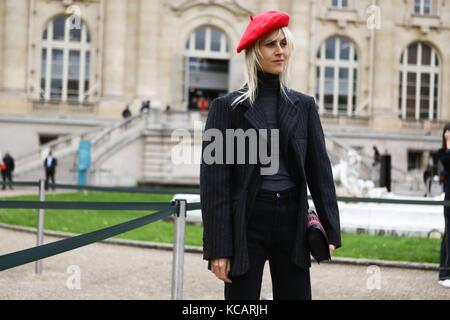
[200,87,341,277]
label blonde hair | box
[231,27,296,108]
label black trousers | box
[45,170,56,190]
[440,215,450,280]
[224,186,311,300]
[1,171,13,190]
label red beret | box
[236,10,290,54]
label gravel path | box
[0,228,449,300]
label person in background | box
[423,164,433,197]
[44,151,57,191]
[122,104,132,119]
[372,146,381,167]
[140,100,151,113]
[190,97,199,110]
[0,161,6,190]
[198,96,207,112]
[437,123,450,288]
[2,152,15,190]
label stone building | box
[0,0,449,193]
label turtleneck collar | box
[256,70,280,95]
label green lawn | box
[335,233,440,263]
[0,192,442,263]
[0,192,203,247]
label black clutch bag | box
[306,208,331,263]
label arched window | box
[398,42,439,121]
[40,15,91,103]
[183,26,230,111]
[185,26,229,56]
[315,36,358,116]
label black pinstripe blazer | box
[200,87,341,277]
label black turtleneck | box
[255,70,296,191]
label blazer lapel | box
[241,90,270,152]
[238,87,305,182]
[240,87,301,131]
[278,91,309,185]
[278,90,302,158]
[242,97,268,132]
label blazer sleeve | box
[438,148,450,168]
[200,97,234,260]
[304,97,342,248]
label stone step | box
[141,176,199,185]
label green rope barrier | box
[186,202,202,211]
[0,207,175,272]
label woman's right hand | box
[211,258,232,283]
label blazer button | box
[276,193,281,198]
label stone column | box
[123,0,139,103]
[290,0,310,93]
[136,0,160,101]
[442,51,450,121]
[2,0,28,92]
[102,0,127,97]
[0,0,4,90]
[0,0,29,115]
[98,0,128,117]
[371,0,398,130]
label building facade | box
[0,0,449,189]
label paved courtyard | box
[0,228,449,300]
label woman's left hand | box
[329,244,336,257]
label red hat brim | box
[237,10,290,54]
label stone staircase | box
[141,111,207,186]
[14,113,147,184]
[13,108,418,194]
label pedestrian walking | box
[1,152,15,190]
[43,151,57,191]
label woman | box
[438,123,450,288]
[200,10,341,300]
